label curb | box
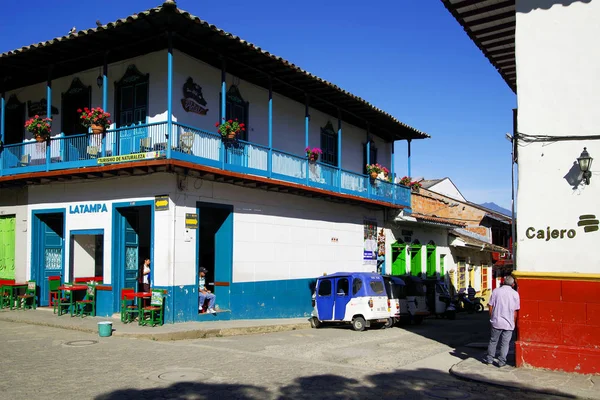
[0,315,311,341]
[449,363,580,399]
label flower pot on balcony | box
[226,132,236,140]
[91,124,105,135]
[370,171,378,179]
[35,135,47,143]
[308,154,318,162]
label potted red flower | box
[215,118,245,140]
[78,107,111,134]
[305,147,322,162]
[25,115,52,142]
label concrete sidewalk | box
[451,343,599,399]
[0,308,311,341]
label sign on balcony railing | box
[96,151,165,165]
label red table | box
[131,292,152,324]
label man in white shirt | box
[198,267,216,313]
[485,275,520,367]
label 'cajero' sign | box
[526,214,599,241]
[526,227,576,241]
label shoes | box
[207,308,216,313]
[482,358,493,365]
[497,363,508,368]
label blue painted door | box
[334,277,351,320]
[123,212,139,292]
[213,210,232,310]
[316,278,334,321]
[34,214,64,306]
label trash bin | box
[98,321,113,337]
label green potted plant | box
[25,115,52,142]
[215,118,245,141]
[78,107,112,134]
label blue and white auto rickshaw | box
[310,272,391,331]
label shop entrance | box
[69,230,104,282]
[197,202,233,313]
[112,203,152,312]
[32,210,65,306]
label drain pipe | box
[171,197,177,324]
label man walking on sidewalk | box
[485,275,520,367]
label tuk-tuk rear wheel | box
[352,316,366,331]
[383,317,393,329]
[310,317,322,329]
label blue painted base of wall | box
[152,278,315,324]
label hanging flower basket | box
[305,147,322,162]
[400,176,422,192]
[216,119,245,142]
[25,115,52,142]
[79,107,111,134]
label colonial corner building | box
[0,2,429,322]
[443,0,600,374]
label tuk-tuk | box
[401,275,430,324]
[311,272,391,331]
[424,278,456,320]
[382,275,409,325]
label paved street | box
[0,314,568,399]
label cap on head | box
[199,267,208,274]
[504,275,515,286]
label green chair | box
[140,290,166,327]
[120,288,138,323]
[76,284,96,318]
[0,282,12,309]
[48,276,61,312]
[55,283,74,316]
[17,281,37,310]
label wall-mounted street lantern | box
[578,147,593,185]
[96,75,103,89]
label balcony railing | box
[0,121,411,207]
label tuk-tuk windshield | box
[436,282,450,296]
[369,280,385,295]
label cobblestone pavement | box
[0,314,570,399]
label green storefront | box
[0,216,16,280]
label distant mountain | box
[480,202,512,217]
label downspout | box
[171,198,176,324]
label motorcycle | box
[455,293,485,313]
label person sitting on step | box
[198,267,216,314]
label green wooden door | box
[426,245,437,278]
[440,255,445,277]
[391,244,407,275]
[410,245,422,276]
[0,216,16,280]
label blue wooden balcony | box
[0,121,411,208]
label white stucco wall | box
[428,179,466,202]
[516,0,600,273]
[27,174,176,285]
[385,223,455,276]
[171,50,392,174]
[4,50,168,139]
[172,176,385,285]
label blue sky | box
[0,0,516,208]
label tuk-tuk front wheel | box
[310,317,322,329]
[352,316,366,331]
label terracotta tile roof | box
[0,1,429,140]
[410,213,467,228]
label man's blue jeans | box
[199,292,216,310]
[486,326,513,366]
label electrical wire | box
[516,132,600,143]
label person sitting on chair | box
[198,267,216,314]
